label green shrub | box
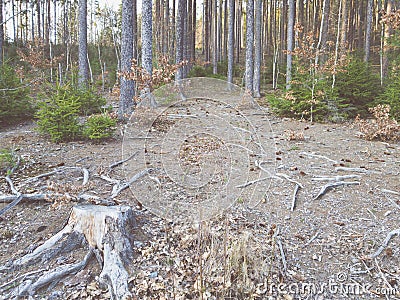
[0,63,33,126]
[0,148,18,175]
[36,84,82,142]
[334,58,382,117]
[72,86,107,116]
[83,113,117,141]
[376,62,400,121]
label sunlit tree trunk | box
[176,0,185,80]
[286,0,295,90]
[227,0,234,84]
[340,0,348,51]
[119,0,135,118]
[212,0,218,73]
[245,0,254,94]
[162,0,169,55]
[253,0,262,97]
[142,0,153,76]
[78,0,89,86]
[204,0,210,62]
[37,0,41,41]
[53,0,57,44]
[382,0,392,79]
[364,0,373,62]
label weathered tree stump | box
[4,205,135,300]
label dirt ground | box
[0,101,399,299]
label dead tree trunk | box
[2,205,135,300]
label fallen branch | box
[111,168,153,198]
[109,152,138,170]
[314,181,360,200]
[276,173,304,189]
[0,194,23,216]
[365,229,400,259]
[299,152,338,164]
[274,227,287,273]
[335,167,380,174]
[380,188,400,196]
[312,174,361,182]
[236,176,271,188]
[291,184,300,211]
[303,230,321,247]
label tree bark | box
[176,0,185,80]
[227,0,235,84]
[213,0,218,73]
[119,0,135,119]
[364,0,373,62]
[142,0,153,76]
[286,0,295,90]
[253,0,262,97]
[78,0,89,86]
[245,0,254,94]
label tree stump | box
[5,205,135,300]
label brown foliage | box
[354,105,400,141]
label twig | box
[291,184,300,211]
[374,258,394,293]
[235,176,271,188]
[111,168,153,198]
[365,229,400,259]
[109,152,138,169]
[314,181,360,200]
[276,173,304,189]
[335,167,380,174]
[380,188,400,196]
[0,194,23,216]
[4,176,20,195]
[82,168,89,186]
[274,227,287,272]
[303,230,320,247]
[312,174,361,181]
[299,152,338,164]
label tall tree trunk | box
[236,0,241,63]
[37,0,41,41]
[227,0,234,84]
[382,0,392,79]
[31,1,35,42]
[46,0,50,44]
[176,0,185,80]
[0,0,3,66]
[364,0,373,62]
[163,0,169,55]
[253,0,262,97]
[142,0,153,76]
[223,0,228,60]
[340,0,348,51]
[12,0,16,44]
[315,0,330,65]
[286,0,295,90]
[119,0,135,118]
[213,0,218,73]
[78,0,89,86]
[245,0,254,94]
[53,0,57,44]
[133,0,138,60]
[204,0,210,62]
[192,0,196,62]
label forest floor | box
[0,94,400,300]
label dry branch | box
[291,184,300,211]
[312,174,361,181]
[314,181,360,200]
[111,168,153,198]
[365,229,400,259]
[335,167,380,174]
[299,152,338,164]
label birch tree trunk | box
[78,0,89,86]
[119,0,135,119]
[286,0,295,90]
[142,0,153,76]
[253,0,262,97]
[176,0,185,80]
[364,0,373,62]
[227,0,235,85]
[245,0,254,94]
